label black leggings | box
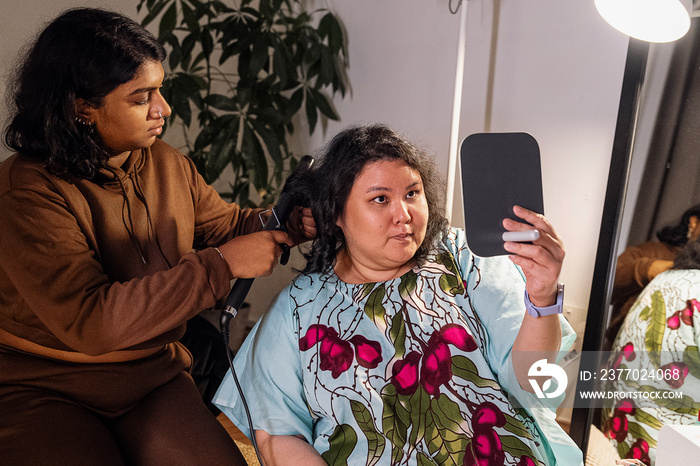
[0,344,246,465]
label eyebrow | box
[365,181,422,193]
[128,86,159,96]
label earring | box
[75,117,94,133]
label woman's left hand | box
[287,206,316,245]
[502,205,564,307]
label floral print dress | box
[603,269,700,465]
[213,228,581,465]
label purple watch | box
[524,283,564,317]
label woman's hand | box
[286,206,316,245]
[218,230,293,278]
[502,205,565,307]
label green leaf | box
[364,284,387,329]
[350,400,386,466]
[451,355,501,390]
[645,290,666,368]
[399,271,417,302]
[408,387,431,450]
[684,346,700,379]
[321,424,357,465]
[426,396,468,465]
[500,436,537,462]
[381,384,410,463]
[159,2,178,38]
[638,305,651,321]
[141,0,172,28]
[634,408,665,430]
[304,89,318,134]
[502,412,534,440]
[389,310,406,358]
[627,421,658,448]
[205,93,236,111]
[310,87,339,120]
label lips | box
[149,125,163,136]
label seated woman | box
[214,124,582,465]
[602,237,700,465]
[606,205,700,350]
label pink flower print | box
[440,324,478,352]
[688,299,700,313]
[391,351,421,396]
[668,311,682,330]
[349,335,383,369]
[681,302,695,326]
[612,342,636,370]
[299,324,328,350]
[390,324,478,397]
[319,328,354,378]
[421,334,453,396]
[299,325,383,378]
[607,399,635,443]
[472,402,506,429]
[626,438,650,465]
[661,361,689,389]
[464,403,506,466]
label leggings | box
[0,343,246,466]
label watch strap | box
[525,283,564,317]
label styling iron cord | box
[219,155,315,465]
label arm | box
[255,431,326,466]
[502,206,564,389]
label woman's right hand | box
[217,230,293,278]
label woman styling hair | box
[0,7,312,464]
[214,124,582,465]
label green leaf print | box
[684,346,700,380]
[408,387,431,450]
[634,408,664,431]
[500,435,539,464]
[381,384,410,464]
[436,253,465,295]
[322,423,358,465]
[645,290,666,368]
[399,271,417,302]
[502,411,534,440]
[389,310,407,358]
[439,273,463,297]
[425,395,469,466]
[638,305,651,322]
[627,421,657,449]
[364,284,387,329]
[451,355,501,390]
[350,400,386,466]
[623,380,699,414]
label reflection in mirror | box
[573,18,700,465]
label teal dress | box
[213,228,582,465]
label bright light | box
[595,0,691,43]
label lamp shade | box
[595,0,692,43]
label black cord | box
[449,0,465,15]
[220,311,265,466]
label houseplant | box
[137,0,349,206]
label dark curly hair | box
[657,204,700,247]
[3,8,166,180]
[301,124,449,275]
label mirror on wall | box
[571,18,700,462]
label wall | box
[0,1,630,333]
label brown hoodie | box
[0,139,262,361]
